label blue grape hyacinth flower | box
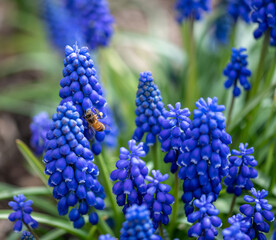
[144,170,174,229]
[177,97,231,215]
[240,188,275,239]
[120,204,162,240]
[110,139,148,213]
[98,234,116,240]
[227,0,251,23]
[158,102,191,173]
[223,48,251,97]
[133,71,165,151]
[65,0,114,50]
[30,112,51,156]
[187,194,222,239]
[44,102,105,228]
[175,0,211,23]
[222,213,251,240]
[21,231,34,240]
[8,195,38,232]
[224,143,258,196]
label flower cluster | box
[65,0,114,50]
[187,194,222,239]
[240,188,275,239]
[133,71,165,151]
[227,0,251,23]
[30,112,51,156]
[177,97,231,215]
[59,44,109,155]
[98,234,116,240]
[144,170,174,229]
[44,102,105,228]
[223,48,251,97]
[222,214,251,240]
[21,231,34,240]
[158,102,191,173]
[224,143,258,196]
[8,195,38,232]
[251,0,276,46]
[111,140,148,213]
[175,0,210,23]
[120,204,161,240]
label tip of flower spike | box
[139,71,153,83]
[195,97,225,113]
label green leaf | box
[16,139,49,186]
[0,186,50,200]
[40,229,66,240]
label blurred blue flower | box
[175,0,211,23]
[227,0,251,23]
[177,97,231,215]
[21,231,35,240]
[30,112,51,156]
[240,188,275,239]
[223,48,251,97]
[8,195,38,232]
[144,170,174,229]
[158,102,191,173]
[44,102,105,228]
[98,234,116,240]
[224,143,258,196]
[187,194,222,239]
[133,71,165,151]
[251,0,276,46]
[110,140,148,213]
[222,214,251,240]
[120,204,162,240]
[65,0,114,50]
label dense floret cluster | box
[212,14,233,46]
[44,102,105,228]
[133,71,165,151]
[227,0,251,23]
[21,231,35,240]
[223,48,251,97]
[177,97,231,215]
[159,102,191,173]
[110,140,148,213]
[144,170,174,229]
[224,143,258,196]
[8,195,38,232]
[98,234,116,240]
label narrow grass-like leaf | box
[0,186,50,200]
[40,229,66,240]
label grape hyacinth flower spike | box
[223,48,251,97]
[222,214,251,240]
[8,194,38,232]
[187,194,222,239]
[120,204,162,240]
[30,112,51,156]
[44,102,105,228]
[177,97,231,215]
[240,188,275,239]
[144,170,174,229]
[21,231,35,240]
[175,0,211,23]
[227,0,251,23]
[98,234,116,240]
[224,143,258,196]
[159,102,191,173]
[59,43,109,155]
[110,139,148,213]
[133,71,165,152]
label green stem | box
[169,169,179,235]
[87,226,97,240]
[152,141,159,170]
[25,222,39,240]
[226,93,235,129]
[158,222,164,239]
[97,216,115,236]
[227,195,237,220]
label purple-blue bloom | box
[120,204,162,240]
[240,188,275,240]
[133,71,165,151]
[158,102,191,173]
[30,112,51,156]
[21,231,35,240]
[44,102,105,228]
[222,214,251,240]
[177,97,231,215]
[98,234,116,240]
[223,48,251,97]
[224,143,258,196]
[144,170,174,229]
[110,139,148,213]
[175,0,211,23]
[8,195,38,232]
[187,194,222,239]
[227,0,251,23]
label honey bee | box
[84,108,105,132]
